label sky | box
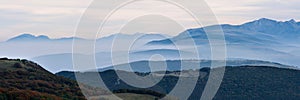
[0,0,299,42]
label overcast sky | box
[0,0,299,41]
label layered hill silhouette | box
[1,18,300,73]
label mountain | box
[240,18,300,37]
[0,33,168,58]
[147,18,300,46]
[145,18,300,67]
[57,65,300,100]
[6,34,50,42]
[1,34,85,58]
[6,34,86,42]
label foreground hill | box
[0,58,87,99]
[0,58,176,100]
[57,63,300,99]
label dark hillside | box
[213,66,300,100]
[0,58,85,100]
[57,64,300,100]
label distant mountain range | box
[147,18,300,45]
[7,34,50,42]
[1,18,300,72]
[6,34,84,42]
[6,33,168,42]
[0,33,168,58]
[146,18,300,68]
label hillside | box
[0,58,177,100]
[57,64,300,100]
[0,58,86,100]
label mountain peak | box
[287,19,296,23]
[257,18,276,22]
[240,18,278,29]
[16,33,35,38]
[249,18,298,25]
[238,18,300,35]
[253,18,278,24]
[7,33,50,42]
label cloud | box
[0,0,91,41]
[206,0,300,24]
[0,0,299,41]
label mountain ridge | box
[6,33,168,42]
[147,18,300,45]
[6,18,300,43]
[6,34,86,42]
[6,34,50,42]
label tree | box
[13,63,22,68]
